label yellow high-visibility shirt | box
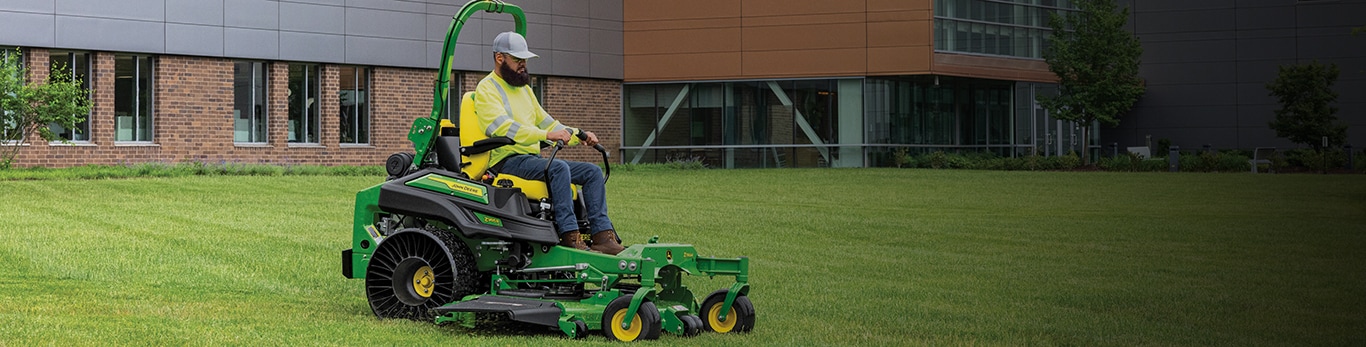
[473,71,578,166]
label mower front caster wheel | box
[602,295,661,342]
[701,289,756,333]
[680,314,703,337]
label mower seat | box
[454,92,575,201]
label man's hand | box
[582,131,600,146]
[546,129,573,144]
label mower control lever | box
[576,130,611,183]
[574,131,608,154]
[541,130,611,186]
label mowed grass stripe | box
[0,170,1362,346]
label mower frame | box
[340,0,753,341]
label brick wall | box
[542,76,622,164]
[5,51,623,168]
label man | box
[473,31,625,255]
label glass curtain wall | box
[627,77,1061,168]
[623,78,860,168]
[864,76,1026,166]
[1014,82,1095,158]
[933,0,1076,59]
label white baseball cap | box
[492,32,538,59]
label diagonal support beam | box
[630,84,691,164]
[766,82,830,163]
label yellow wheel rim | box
[412,265,434,298]
[610,309,643,341]
[707,302,738,333]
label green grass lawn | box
[1,169,1363,346]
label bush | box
[893,147,913,168]
[927,151,948,169]
[874,147,1365,173]
[1097,155,1132,171]
[1280,148,1349,172]
[1058,151,1081,170]
[1002,157,1029,171]
[946,153,972,169]
[1156,138,1172,157]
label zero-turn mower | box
[340,0,754,342]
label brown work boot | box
[558,230,590,251]
[590,230,626,255]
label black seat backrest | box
[434,136,462,173]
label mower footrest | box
[433,295,561,328]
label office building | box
[2,0,1362,168]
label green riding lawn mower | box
[340,0,754,342]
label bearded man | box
[471,31,624,255]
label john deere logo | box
[429,176,484,197]
[666,250,673,262]
[407,174,489,204]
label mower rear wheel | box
[701,290,755,333]
[365,228,481,320]
[602,295,661,342]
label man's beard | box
[500,61,531,87]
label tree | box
[1266,61,1345,152]
[0,48,92,169]
[1037,0,1145,165]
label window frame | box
[233,60,269,144]
[47,50,92,143]
[1,47,23,144]
[532,75,547,106]
[113,53,155,143]
[287,63,321,144]
[338,65,371,145]
[442,70,463,121]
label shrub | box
[945,153,972,169]
[1002,157,1029,171]
[1156,138,1172,157]
[1097,155,1131,171]
[893,147,912,168]
[1058,151,1081,170]
[928,151,948,169]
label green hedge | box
[896,149,1364,173]
[900,151,1082,171]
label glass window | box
[933,0,1075,59]
[622,84,659,162]
[656,83,692,148]
[791,79,838,145]
[443,70,460,121]
[114,54,153,142]
[532,75,547,106]
[48,50,91,142]
[233,61,268,143]
[339,66,370,145]
[288,63,320,144]
[1,47,21,142]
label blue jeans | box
[498,155,613,235]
